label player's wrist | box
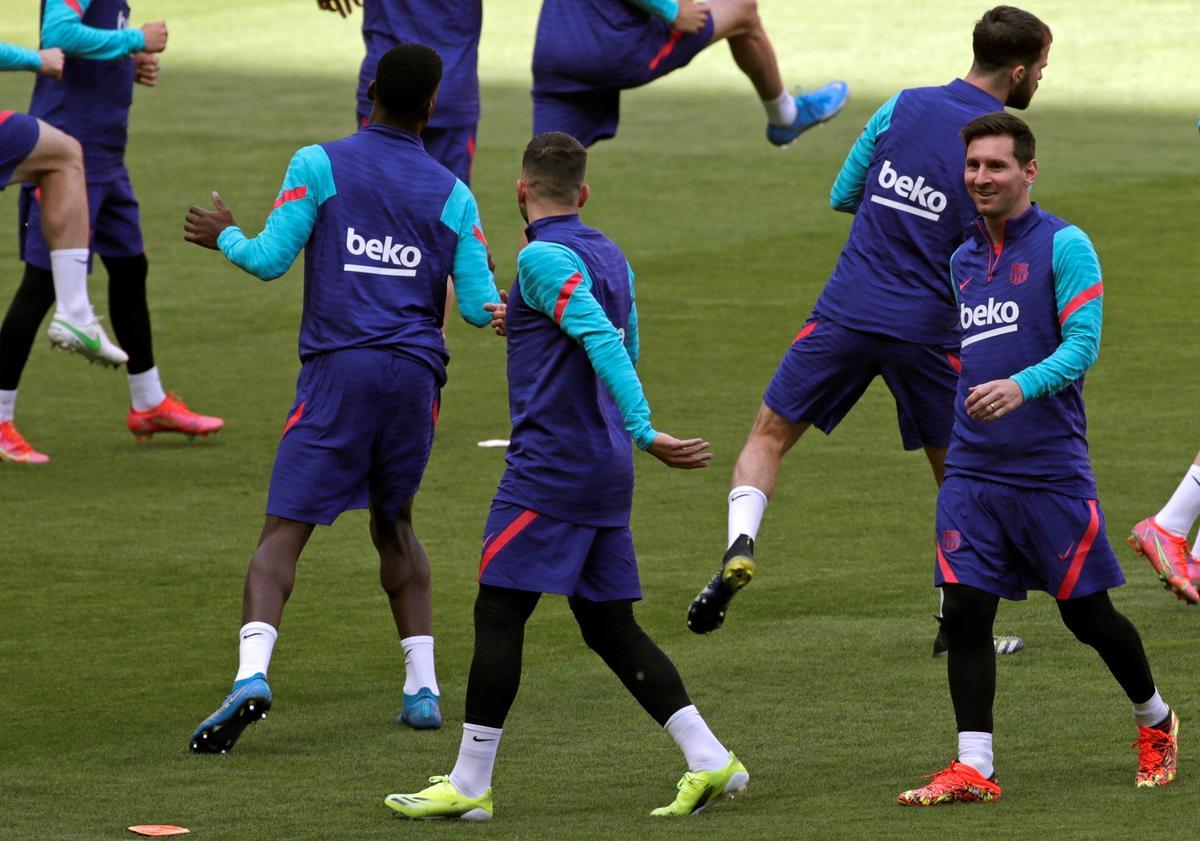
[636,427,658,451]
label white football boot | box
[47,314,128,368]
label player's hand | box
[484,289,508,337]
[672,0,710,35]
[647,433,711,469]
[134,53,160,87]
[965,379,1024,423]
[36,49,64,79]
[316,0,361,17]
[141,21,168,53]
[184,192,238,251]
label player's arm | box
[625,262,640,367]
[185,145,332,280]
[0,42,44,72]
[1011,227,1103,400]
[440,180,502,328]
[830,93,899,213]
[520,242,658,449]
[42,0,166,59]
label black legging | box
[0,254,155,390]
[465,584,692,729]
[942,583,1157,734]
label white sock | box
[1133,689,1170,728]
[0,390,15,423]
[957,731,994,779]
[727,486,768,548]
[235,621,278,682]
[48,248,93,325]
[449,723,502,798]
[1155,465,1200,537]
[664,705,729,772]
[401,635,439,695]
[128,366,166,412]
[763,88,798,127]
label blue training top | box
[357,0,481,129]
[217,124,500,385]
[30,0,146,184]
[817,79,1005,347]
[0,42,42,72]
[946,203,1104,497]
[494,213,656,528]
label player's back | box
[358,0,481,128]
[816,79,1006,347]
[946,205,1096,496]
[30,0,135,182]
[496,214,636,527]
[300,124,463,384]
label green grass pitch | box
[0,1,1197,838]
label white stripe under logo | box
[961,324,1019,347]
[869,194,941,221]
[343,264,417,277]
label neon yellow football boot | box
[651,753,749,816]
[384,776,493,821]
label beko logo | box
[960,297,1020,346]
[343,228,422,277]
[870,160,948,221]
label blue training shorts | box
[267,348,440,526]
[934,475,1126,601]
[532,14,715,146]
[0,111,40,190]
[762,316,960,450]
[478,502,642,602]
[19,169,144,270]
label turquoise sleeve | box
[0,43,42,72]
[42,0,146,59]
[830,93,898,213]
[217,145,335,281]
[624,0,680,24]
[439,180,501,327]
[625,262,640,366]
[948,244,966,304]
[1011,226,1104,400]
[519,241,657,450]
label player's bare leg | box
[704,0,848,145]
[11,121,126,367]
[373,499,442,729]
[190,516,313,754]
[688,403,807,633]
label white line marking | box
[343,264,416,277]
[961,324,1018,347]
[869,195,940,221]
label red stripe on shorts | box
[479,510,538,577]
[946,352,961,373]
[791,320,819,344]
[936,545,959,584]
[280,401,305,440]
[648,30,683,70]
[0,111,13,126]
[1056,499,1100,600]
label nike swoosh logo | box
[73,258,89,265]
[52,318,100,352]
[1058,542,1075,561]
[959,278,973,290]
[243,632,264,639]
[471,736,496,742]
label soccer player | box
[897,112,1179,806]
[183,44,503,752]
[532,0,848,148]
[1,42,125,462]
[383,133,745,821]
[0,0,222,463]
[1128,453,1200,604]
[316,0,481,186]
[688,7,1051,655]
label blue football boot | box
[190,672,272,754]
[766,80,850,146]
[395,687,442,730]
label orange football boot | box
[0,421,49,464]
[898,760,1001,807]
[1128,518,1200,604]
[1134,710,1179,788]
[127,392,223,441]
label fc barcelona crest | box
[1010,262,1030,285]
[941,530,962,552]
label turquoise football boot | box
[189,672,272,754]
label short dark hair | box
[961,112,1037,165]
[972,6,1052,72]
[374,43,442,116]
[522,132,587,203]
